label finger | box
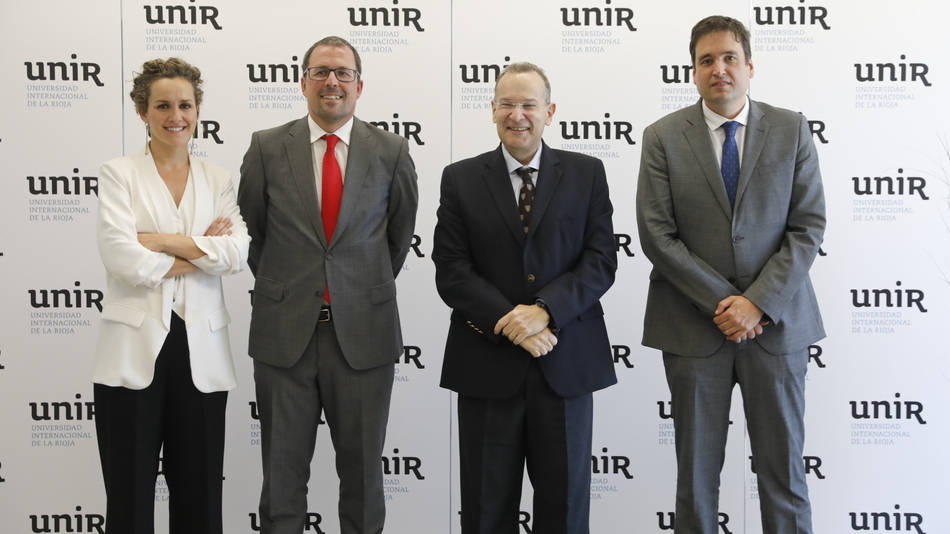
[493,316,508,335]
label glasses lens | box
[335,68,355,82]
[306,67,327,80]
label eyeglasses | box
[495,100,542,112]
[303,66,360,82]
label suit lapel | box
[134,150,175,232]
[334,118,371,248]
[483,146,525,245]
[529,143,561,237]
[683,101,733,220]
[735,100,769,210]
[284,117,327,248]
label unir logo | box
[850,282,927,312]
[27,169,98,197]
[753,0,830,30]
[247,56,302,83]
[369,114,424,145]
[660,64,693,84]
[749,455,825,479]
[25,54,103,87]
[559,113,635,144]
[250,512,324,533]
[30,393,95,421]
[658,511,733,533]
[143,0,223,30]
[852,169,928,199]
[560,1,636,31]
[397,345,424,369]
[855,55,931,86]
[459,56,510,84]
[30,506,104,534]
[591,447,632,479]
[348,1,424,32]
[381,448,424,480]
[850,393,926,424]
[29,282,103,312]
[849,505,924,533]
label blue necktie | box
[721,121,740,207]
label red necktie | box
[321,134,343,302]
[321,134,343,241]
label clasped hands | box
[713,295,769,343]
[493,304,557,358]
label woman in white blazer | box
[93,58,249,534]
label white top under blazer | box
[94,148,249,392]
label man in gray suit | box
[238,36,418,534]
[636,16,825,534]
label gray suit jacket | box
[636,99,825,357]
[238,116,418,369]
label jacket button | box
[527,274,536,283]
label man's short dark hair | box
[689,16,752,65]
[302,36,362,74]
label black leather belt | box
[318,306,332,323]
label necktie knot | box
[322,133,339,150]
[515,166,535,186]
[722,121,739,139]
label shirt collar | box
[500,143,543,176]
[308,114,354,146]
[701,96,751,131]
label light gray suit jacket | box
[238,116,418,369]
[636,99,825,357]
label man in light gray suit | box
[238,36,418,534]
[636,16,825,534]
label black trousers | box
[458,360,593,534]
[94,313,228,534]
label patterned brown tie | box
[515,167,536,234]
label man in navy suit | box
[433,62,617,534]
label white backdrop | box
[2,1,948,533]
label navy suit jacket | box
[433,143,617,398]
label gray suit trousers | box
[663,342,812,534]
[254,320,395,534]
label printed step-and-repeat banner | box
[1,1,947,533]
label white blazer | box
[94,149,250,392]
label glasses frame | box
[303,66,361,83]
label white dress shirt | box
[702,96,751,170]
[500,144,543,201]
